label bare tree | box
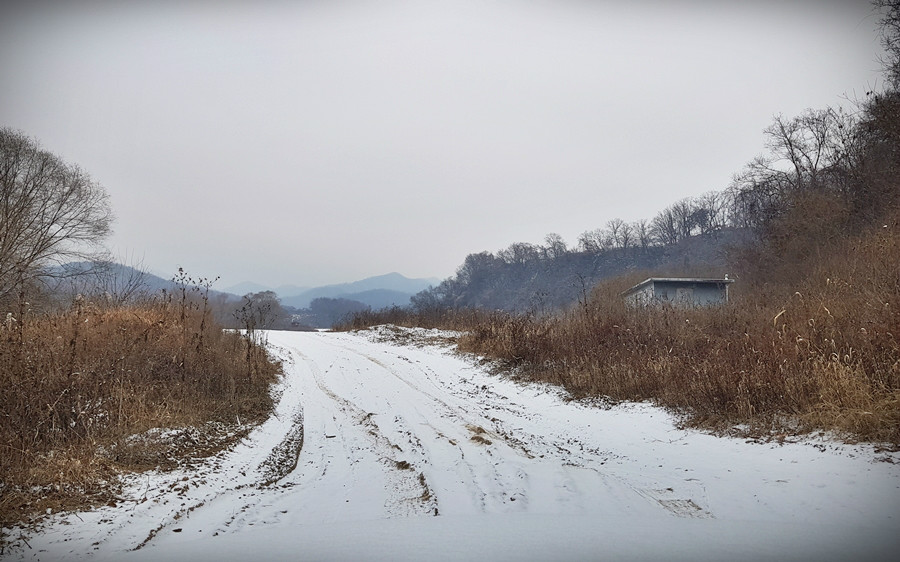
[671,198,696,239]
[54,258,150,307]
[245,291,285,329]
[633,219,651,251]
[763,109,848,192]
[606,218,625,248]
[498,242,540,266]
[731,109,852,205]
[725,108,862,233]
[692,191,729,235]
[0,129,113,305]
[619,221,634,255]
[577,229,604,253]
[877,0,900,89]
[727,169,782,232]
[542,232,568,260]
[650,206,679,246]
[233,290,286,346]
[456,251,499,286]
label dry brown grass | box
[454,220,900,444]
[334,305,489,332]
[0,292,280,532]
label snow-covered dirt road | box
[5,327,900,561]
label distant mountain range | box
[223,281,310,297]
[51,264,439,312]
[50,262,184,296]
[226,272,440,310]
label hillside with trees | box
[410,95,893,314]
[411,222,742,314]
[409,0,900,315]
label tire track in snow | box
[333,331,715,519]
[287,345,438,518]
[323,339,624,515]
[69,343,310,554]
[283,332,716,520]
[325,341,534,513]
[139,340,440,545]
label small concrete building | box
[622,277,733,307]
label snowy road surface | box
[5,327,900,561]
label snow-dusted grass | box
[0,300,278,531]
[4,327,899,561]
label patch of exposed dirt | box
[362,325,459,349]
[1,420,256,554]
[102,421,255,472]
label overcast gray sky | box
[0,0,886,289]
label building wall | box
[652,281,727,306]
[625,285,656,307]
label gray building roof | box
[621,277,734,298]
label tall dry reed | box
[0,290,280,529]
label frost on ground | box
[3,327,899,561]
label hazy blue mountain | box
[47,262,252,305]
[49,262,177,295]
[223,281,272,295]
[49,265,436,313]
[325,272,440,294]
[221,282,311,298]
[336,289,413,309]
[274,284,309,296]
[280,273,438,309]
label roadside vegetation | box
[339,1,900,445]
[0,128,280,536]
[0,275,280,536]
[453,217,900,443]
